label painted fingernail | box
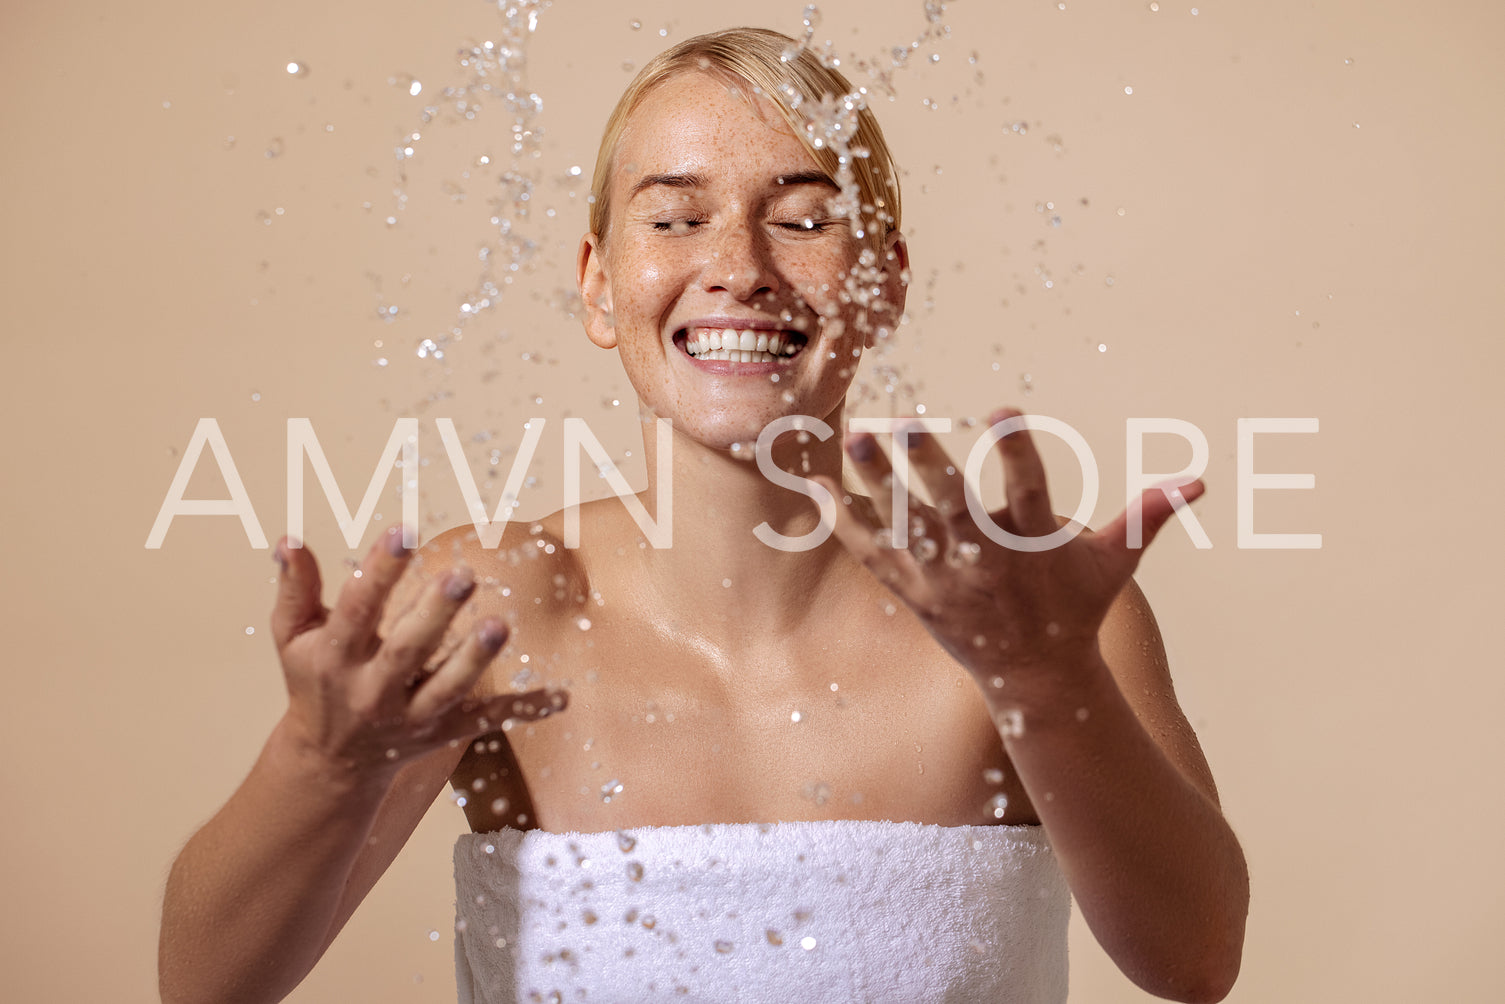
[272,542,289,572]
[444,574,476,601]
[385,525,410,556]
[479,622,508,651]
[845,434,876,462]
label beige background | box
[3,0,1501,1000]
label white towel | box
[453,819,1069,1003]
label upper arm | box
[1099,579,1221,807]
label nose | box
[702,223,780,301]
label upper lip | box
[675,316,804,333]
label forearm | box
[994,654,1248,1003]
[159,718,396,1004]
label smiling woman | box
[576,66,907,451]
[158,26,1247,1004]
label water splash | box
[388,1,552,366]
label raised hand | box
[270,525,566,776]
[819,409,1203,687]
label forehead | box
[612,72,818,190]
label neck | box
[628,406,857,637]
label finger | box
[271,536,326,648]
[434,685,569,741]
[900,423,970,528]
[374,566,478,694]
[989,408,1057,537]
[814,475,925,601]
[325,524,416,648]
[1097,479,1207,558]
[406,614,503,722]
[843,433,896,529]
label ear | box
[865,229,910,349]
[577,232,617,350]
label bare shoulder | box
[1099,577,1220,805]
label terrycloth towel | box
[454,819,1069,1003]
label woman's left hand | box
[818,408,1202,690]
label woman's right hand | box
[270,525,566,779]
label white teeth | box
[683,328,803,363]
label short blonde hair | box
[588,27,902,250]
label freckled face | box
[578,72,904,450]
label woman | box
[159,27,1248,1004]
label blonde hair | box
[588,27,902,250]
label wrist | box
[974,643,1119,726]
[265,716,398,799]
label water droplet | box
[988,793,1009,818]
[801,936,818,951]
[1124,85,1134,95]
[1075,706,1091,721]
[714,939,734,954]
[615,831,637,853]
[913,536,939,562]
[983,767,1005,785]
[722,578,732,588]
[996,709,1025,739]
[409,79,423,96]
[629,18,642,30]
[490,797,509,815]
[264,137,284,159]
[427,929,440,942]
[790,710,803,724]
[947,541,983,567]
[286,61,308,77]
[577,617,592,631]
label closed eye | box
[776,218,842,233]
[651,219,706,233]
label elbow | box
[1173,961,1241,1004]
[1145,925,1246,1003]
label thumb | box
[1099,479,1206,556]
[271,536,326,648]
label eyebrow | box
[774,171,840,191]
[626,169,840,200]
[628,172,709,200]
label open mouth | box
[675,327,808,364]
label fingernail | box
[846,434,876,462]
[272,541,289,572]
[444,574,476,602]
[386,525,410,557]
[479,622,508,651]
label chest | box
[491,608,1034,831]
